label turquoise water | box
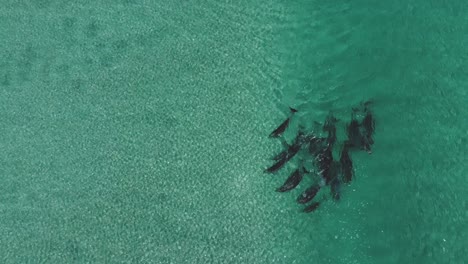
[0,1,467,263]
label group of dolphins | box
[264,101,375,213]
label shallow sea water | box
[0,1,466,263]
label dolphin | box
[323,113,339,131]
[330,177,341,201]
[264,158,289,173]
[362,108,375,146]
[326,124,337,147]
[350,102,374,153]
[297,183,321,204]
[265,131,304,173]
[347,113,372,153]
[272,147,289,161]
[308,136,327,157]
[323,113,338,146]
[316,146,333,185]
[327,161,342,184]
[346,116,362,147]
[340,143,353,183]
[276,167,305,192]
[269,107,298,138]
[303,202,320,213]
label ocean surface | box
[0,1,467,263]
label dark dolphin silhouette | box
[303,202,320,213]
[323,113,338,147]
[264,158,289,173]
[326,124,337,147]
[272,134,303,161]
[362,107,375,148]
[297,183,321,204]
[269,107,298,138]
[308,136,327,157]
[323,113,339,131]
[347,113,372,153]
[272,147,289,161]
[340,143,353,183]
[316,146,333,184]
[265,131,304,173]
[330,177,341,201]
[328,160,342,179]
[276,167,305,192]
[346,116,362,147]
[362,111,375,137]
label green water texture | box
[0,1,467,263]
